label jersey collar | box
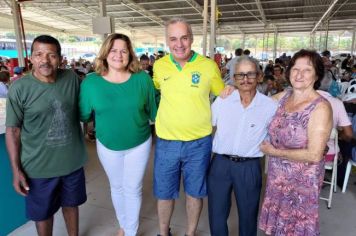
[170,51,197,71]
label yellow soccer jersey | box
[153,52,225,141]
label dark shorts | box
[26,167,87,221]
[153,135,212,199]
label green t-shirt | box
[79,71,157,150]
[6,69,87,178]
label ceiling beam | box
[265,9,355,18]
[311,0,339,33]
[0,0,353,37]
[325,0,350,22]
[21,6,91,30]
[214,0,301,8]
[120,0,165,26]
[216,8,356,21]
[233,0,265,25]
[184,0,203,15]
[126,2,355,13]
[255,0,266,24]
[96,2,356,17]
[137,0,185,5]
[0,12,66,33]
[107,7,193,14]
[266,2,356,12]
[37,2,135,32]
[100,12,204,20]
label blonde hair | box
[95,33,140,75]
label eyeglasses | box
[233,72,258,80]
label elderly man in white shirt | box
[208,56,277,236]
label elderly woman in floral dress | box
[259,49,332,236]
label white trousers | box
[96,136,152,236]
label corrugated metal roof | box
[0,0,354,38]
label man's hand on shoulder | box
[272,90,287,101]
[219,85,235,99]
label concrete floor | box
[9,141,356,236]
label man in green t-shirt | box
[5,35,87,236]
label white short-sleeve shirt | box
[212,90,278,157]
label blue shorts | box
[153,135,212,199]
[26,167,87,221]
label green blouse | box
[79,71,157,150]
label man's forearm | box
[339,126,354,143]
[5,127,22,172]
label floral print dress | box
[259,90,326,236]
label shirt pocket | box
[246,116,268,144]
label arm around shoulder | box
[271,90,287,102]
[78,78,93,122]
[152,63,161,90]
[306,101,333,162]
[143,71,158,121]
[211,96,223,126]
[260,100,332,163]
[210,61,225,96]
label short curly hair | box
[285,49,325,90]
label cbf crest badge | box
[191,72,201,87]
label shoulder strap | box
[304,95,325,112]
[279,89,292,106]
[328,69,337,81]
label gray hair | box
[165,17,193,41]
[235,56,262,74]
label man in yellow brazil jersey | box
[152,18,225,236]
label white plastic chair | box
[320,128,338,209]
[341,159,356,193]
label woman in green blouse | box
[79,33,157,236]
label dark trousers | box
[208,154,262,236]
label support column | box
[99,0,107,40]
[313,33,316,50]
[324,20,329,50]
[279,33,282,55]
[309,33,315,49]
[131,30,136,47]
[273,30,278,61]
[318,30,322,52]
[242,34,246,49]
[11,0,25,67]
[351,29,355,56]
[202,0,208,56]
[209,0,216,57]
[254,36,258,56]
[266,32,270,60]
[262,31,266,59]
[155,37,158,54]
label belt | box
[217,154,260,162]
